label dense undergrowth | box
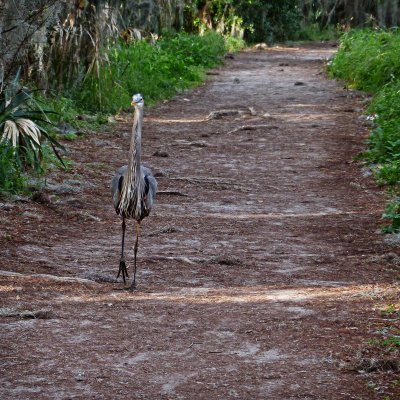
[328,29,400,232]
[0,32,240,195]
[75,32,228,114]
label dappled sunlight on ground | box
[203,210,362,220]
[1,273,393,307]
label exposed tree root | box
[168,176,250,191]
[207,107,257,120]
[0,270,99,285]
[157,190,189,197]
[227,124,275,134]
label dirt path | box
[1,44,399,399]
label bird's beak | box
[131,101,137,107]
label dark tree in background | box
[303,0,400,28]
[186,1,400,44]
[187,0,301,42]
[235,0,302,42]
[0,0,186,91]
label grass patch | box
[73,32,227,114]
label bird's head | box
[131,93,144,108]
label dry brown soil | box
[1,44,399,399]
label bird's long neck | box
[127,105,142,182]
[118,105,143,217]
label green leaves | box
[382,198,400,233]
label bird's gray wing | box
[142,166,157,211]
[111,165,127,210]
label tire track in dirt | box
[1,44,398,399]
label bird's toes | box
[117,260,129,283]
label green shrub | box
[375,161,400,187]
[328,29,400,92]
[329,29,400,232]
[366,81,400,189]
[382,197,400,233]
[224,36,246,52]
[369,79,400,122]
[0,143,26,194]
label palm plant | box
[0,72,64,172]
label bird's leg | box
[129,222,140,290]
[117,217,129,284]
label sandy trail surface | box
[1,43,399,399]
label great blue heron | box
[111,93,157,289]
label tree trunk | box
[377,0,400,28]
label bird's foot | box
[117,259,129,284]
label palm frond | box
[1,118,42,148]
[15,118,42,147]
[0,72,65,172]
[2,120,19,147]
